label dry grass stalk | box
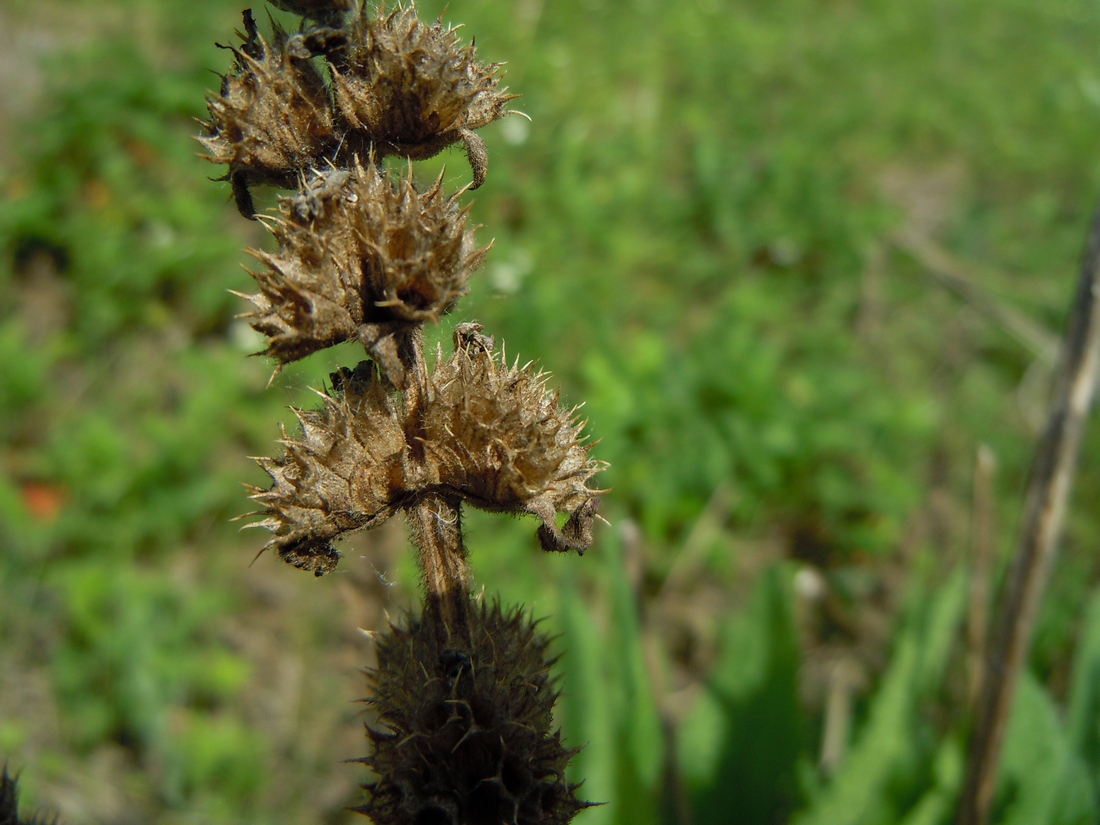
[957,203,1100,825]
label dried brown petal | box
[353,601,591,824]
[333,5,517,187]
[422,325,605,553]
[239,162,488,366]
[244,362,407,575]
[200,11,337,217]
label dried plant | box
[0,766,55,825]
[202,3,604,822]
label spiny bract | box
[240,163,488,366]
[334,4,517,186]
[200,11,335,216]
[201,2,518,217]
[353,602,592,825]
[245,327,603,576]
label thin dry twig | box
[966,444,996,710]
[957,201,1100,825]
[892,229,1058,358]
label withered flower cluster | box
[202,3,604,823]
[201,2,513,218]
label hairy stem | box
[408,494,471,647]
[397,327,429,435]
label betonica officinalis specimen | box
[200,2,606,822]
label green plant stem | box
[957,198,1100,825]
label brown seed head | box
[423,326,605,552]
[200,11,336,214]
[333,4,517,186]
[353,600,591,825]
[244,361,407,575]
[245,335,605,573]
[240,162,488,365]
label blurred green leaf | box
[794,568,967,825]
[680,566,805,825]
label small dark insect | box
[329,360,376,396]
[276,536,340,577]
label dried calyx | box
[240,162,489,369]
[201,10,336,215]
[244,326,604,577]
[202,2,517,218]
[354,602,592,825]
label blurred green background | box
[3,0,1100,822]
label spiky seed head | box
[240,162,488,366]
[333,5,516,183]
[200,11,336,214]
[246,361,407,575]
[352,164,488,324]
[246,330,604,573]
[423,325,605,553]
[353,601,591,825]
[1,765,56,825]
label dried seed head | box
[200,11,336,216]
[240,162,488,365]
[245,362,407,575]
[354,601,591,825]
[333,5,517,186]
[1,765,56,825]
[245,335,604,571]
[352,165,488,323]
[423,325,605,553]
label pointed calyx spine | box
[204,3,603,821]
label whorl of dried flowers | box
[204,2,602,822]
[422,335,604,550]
[353,602,592,825]
[202,2,516,218]
[244,326,604,577]
[333,5,515,186]
[240,162,488,368]
[200,11,336,215]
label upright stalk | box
[958,200,1100,825]
[201,3,605,821]
[409,494,470,646]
